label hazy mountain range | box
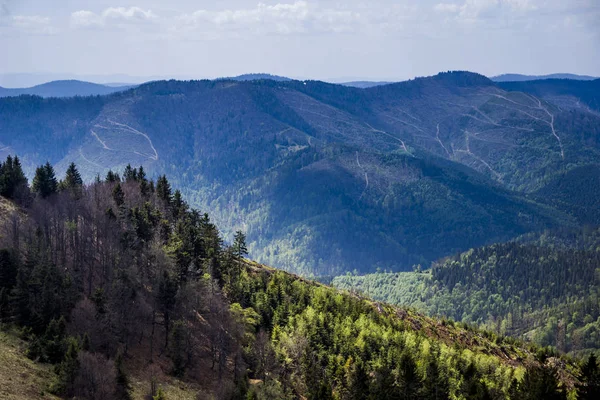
[1,71,599,276]
[0,80,136,98]
[2,72,597,98]
[491,73,598,82]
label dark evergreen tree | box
[106,170,121,183]
[138,166,149,196]
[62,162,83,188]
[514,364,567,400]
[32,162,58,198]
[578,354,600,400]
[346,358,370,400]
[233,231,248,260]
[157,271,178,347]
[115,351,132,400]
[113,183,125,207]
[0,249,17,292]
[168,320,188,377]
[397,352,422,400]
[156,175,172,205]
[0,155,28,199]
[123,164,137,182]
[60,162,83,196]
[172,190,186,218]
[51,337,80,396]
[420,354,450,400]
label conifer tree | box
[156,175,172,204]
[106,170,120,183]
[232,230,248,279]
[172,190,186,218]
[514,364,566,400]
[0,155,28,199]
[32,162,58,198]
[113,183,125,207]
[398,352,422,400]
[420,354,450,400]
[233,231,248,261]
[578,354,600,400]
[123,164,137,182]
[157,271,178,347]
[64,162,83,187]
[60,162,83,196]
[115,351,132,400]
[52,337,80,395]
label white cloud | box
[71,10,103,28]
[0,14,56,35]
[434,3,461,13]
[71,6,157,28]
[434,0,537,21]
[174,1,362,36]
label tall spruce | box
[31,162,58,198]
[156,175,172,205]
[0,155,28,199]
[60,162,83,196]
[578,354,600,400]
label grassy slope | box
[0,330,60,400]
[0,328,202,400]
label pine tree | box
[233,231,248,256]
[113,183,125,207]
[157,271,178,347]
[0,155,28,199]
[397,352,422,400]
[346,357,370,400]
[32,162,58,198]
[138,166,149,196]
[156,175,172,204]
[514,364,566,400]
[172,190,186,218]
[123,164,137,182]
[232,230,248,281]
[578,354,600,400]
[106,170,120,183]
[169,320,188,377]
[115,351,132,400]
[63,162,83,188]
[60,162,83,196]
[51,337,80,395]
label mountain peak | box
[430,70,494,86]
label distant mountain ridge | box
[0,80,136,98]
[227,73,292,82]
[339,81,393,88]
[492,73,598,82]
[1,70,599,276]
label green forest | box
[1,155,599,399]
[333,228,600,358]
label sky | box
[1,0,599,86]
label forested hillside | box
[1,155,598,399]
[333,227,600,357]
[2,72,599,275]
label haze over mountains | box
[0,80,136,98]
[3,71,597,99]
[492,73,599,82]
[1,71,599,276]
